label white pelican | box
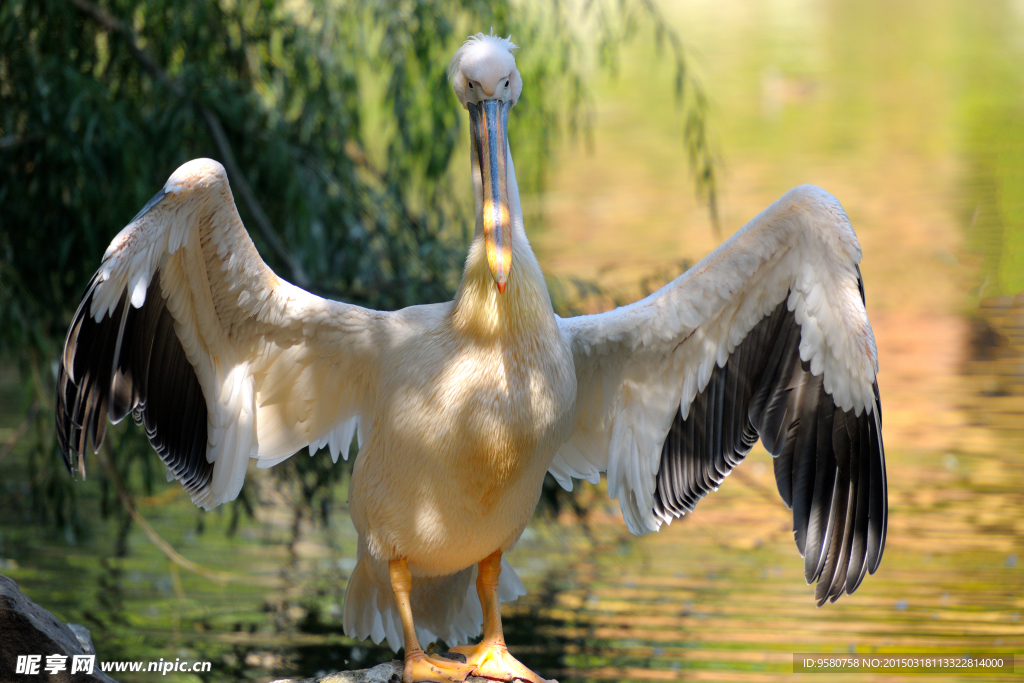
[56,33,886,683]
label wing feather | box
[56,159,384,509]
[554,184,886,604]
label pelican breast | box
[349,302,576,575]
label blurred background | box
[1,0,1023,681]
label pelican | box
[56,33,886,683]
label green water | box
[3,0,1024,681]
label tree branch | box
[96,443,238,584]
[64,0,310,288]
[198,105,310,287]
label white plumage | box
[57,32,886,683]
[551,184,880,535]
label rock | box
[66,624,96,656]
[269,659,489,682]
[269,658,557,683]
[270,660,403,683]
[0,574,118,683]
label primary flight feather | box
[57,32,886,683]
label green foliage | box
[0,0,716,533]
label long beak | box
[469,99,512,294]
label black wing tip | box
[807,398,886,607]
[56,286,123,474]
[637,288,888,609]
[55,269,215,506]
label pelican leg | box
[450,551,548,683]
[390,558,477,683]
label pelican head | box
[450,34,522,294]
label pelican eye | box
[505,79,510,87]
[468,82,474,89]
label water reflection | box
[2,464,1021,683]
[965,297,1024,445]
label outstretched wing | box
[57,159,386,509]
[552,185,886,605]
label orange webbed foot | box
[448,643,549,683]
[402,648,478,683]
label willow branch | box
[96,444,238,584]
[65,0,310,288]
[635,0,721,239]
